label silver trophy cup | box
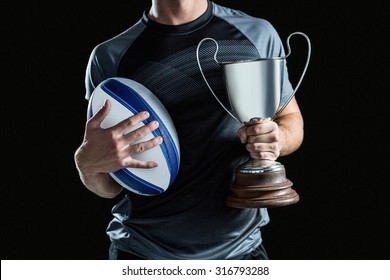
[197,32,311,208]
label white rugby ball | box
[88,77,180,196]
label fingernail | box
[151,121,159,128]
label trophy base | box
[225,161,300,208]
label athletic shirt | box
[84,1,293,259]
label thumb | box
[237,125,247,144]
[88,99,111,129]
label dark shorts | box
[109,242,269,260]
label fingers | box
[238,119,280,160]
[114,112,163,167]
[238,118,278,144]
[114,134,162,170]
[247,142,280,160]
[121,157,160,169]
[116,111,151,135]
[128,135,163,155]
[247,120,277,139]
[85,105,164,170]
[123,119,160,145]
[118,131,163,169]
[246,122,279,144]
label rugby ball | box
[88,77,180,196]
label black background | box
[2,0,389,260]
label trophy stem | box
[225,159,300,208]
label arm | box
[74,99,163,198]
[274,96,304,156]
[237,96,304,160]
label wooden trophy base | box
[225,161,300,208]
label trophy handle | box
[196,38,242,123]
[273,32,312,120]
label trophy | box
[196,32,311,208]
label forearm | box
[79,171,123,199]
[275,112,304,156]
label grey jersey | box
[85,1,293,259]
